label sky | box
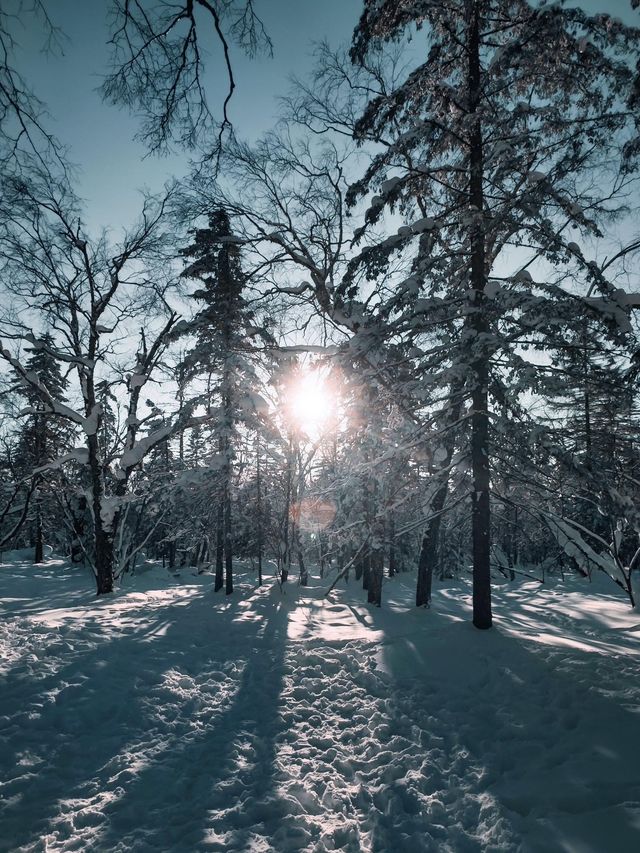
[13,0,638,235]
[16,0,361,233]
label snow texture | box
[119,424,173,471]
[410,217,435,234]
[82,405,102,437]
[32,448,89,474]
[0,557,639,852]
[380,177,402,194]
[239,391,270,416]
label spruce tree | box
[14,334,72,562]
[179,209,260,594]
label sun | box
[289,371,333,436]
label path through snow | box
[1,556,639,852]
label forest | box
[1,1,640,851]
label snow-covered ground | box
[1,554,639,853]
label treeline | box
[1,1,640,623]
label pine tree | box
[178,209,261,594]
[14,333,72,562]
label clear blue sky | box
[15,1,636,234]
[17,1,361,233]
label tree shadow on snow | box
[361,599,640,853]
[0,583,290,853]
[92,588,291,852]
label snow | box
[32,448,89,474]
[1,555,639,852]
[612,288,640,308]
[584,295,633,334]
[380,177,402,195]
[399,276,420,297]
[22,337,95,368]
[277,344,340,356]
[170,319,190,336]
[484,280,501,299]
[118,424,173,471]
[82,404,102,437]
[216,235,244,245]
[99,496,120,532]
[239,390,270,416]
[279,283,311,296]
[432,446,448,464]
[410,216,435,234]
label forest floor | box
[1,553,639,853]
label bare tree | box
[0,169,189,593]
[0,0,68,175]
[101,0,272,157]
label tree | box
[185,125,452,604]
[102,0,271,157]
[13,333,72,561]
[177,209,266,593]
[0,170,187,594]
[343,0,640,627]
[0,0,67,175]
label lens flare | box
[295,498,337,531]
[289,371,333,435]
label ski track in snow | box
[1,557,639,853]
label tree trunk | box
[280,437,293,585]
[505,506,516,581]
[95,526,115,595]
[362,549,371,591]
[215,500,224,591]
[33,503,44,564]
[297,529,307,586]
[416,387,463,605]
[338,547,346,582]
[368,549,383,606]
[368,522,384,607]
[224,483,233,595]
[86,428,114,595]
[70,495,86,563]
[220,360,235,595]
[416,486,447,607]
[319,542,325,578]
[194,538,208,572]
[388,514,397,578]
[33,414,45,564]
[256,435,263,586]
[467,0,492,629]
